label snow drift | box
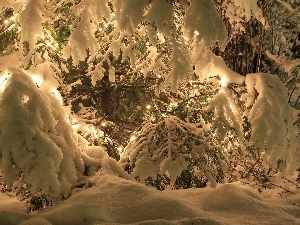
[0,172,299,225]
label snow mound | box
[37,173,200,224]
[0,174,299,224]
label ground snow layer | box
[0,173,299,225]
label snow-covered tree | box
[0,0,299,201]
[0,68,86,197]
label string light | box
[146,104,151,110]
[46,41,52,47]
[130,134,137,142]
[117,146,124,154]
[220,76,228,87]
[10,15,16,21]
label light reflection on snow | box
[117,146,124,155]
[0,71,11,93]
[21,95,30,104]
[51,88,63,104]
[30,75,43,87]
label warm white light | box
[71,124,79,130]
[117,146,123,152]
[104,22,109,28]
[0,71,11,93]
[146,104,151,110]
[3,19,8,24]
[220,77,228,87]
[46,41,52,47]
[71,118,77,124]
[130,135,137,142]
[85,126,91,132]
[30,75,43,87]
[169,102,177,108]
[101,122,107,127]
[193,88,198,95]
[51,88,63,105]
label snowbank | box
[0,173,299,225]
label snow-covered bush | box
[242,73,297,169]
[119,72,299,190]
[119,115,228,189]
[0,68,86,198]
[0,68,128,203]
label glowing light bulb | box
[130,135,137,142]
[72,124,79,130]
[220,77,228,87]
[101,122,107,127]
[146,104,151,110]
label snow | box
[145,0,174,38]
[0,68,86,197]
[62,7,98,65]
[243,73,298,170]
[19,0,51,67]
[0,172,299,225]
[183,0,227,48]
[265,50,300,75]
[224,0,267,31]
